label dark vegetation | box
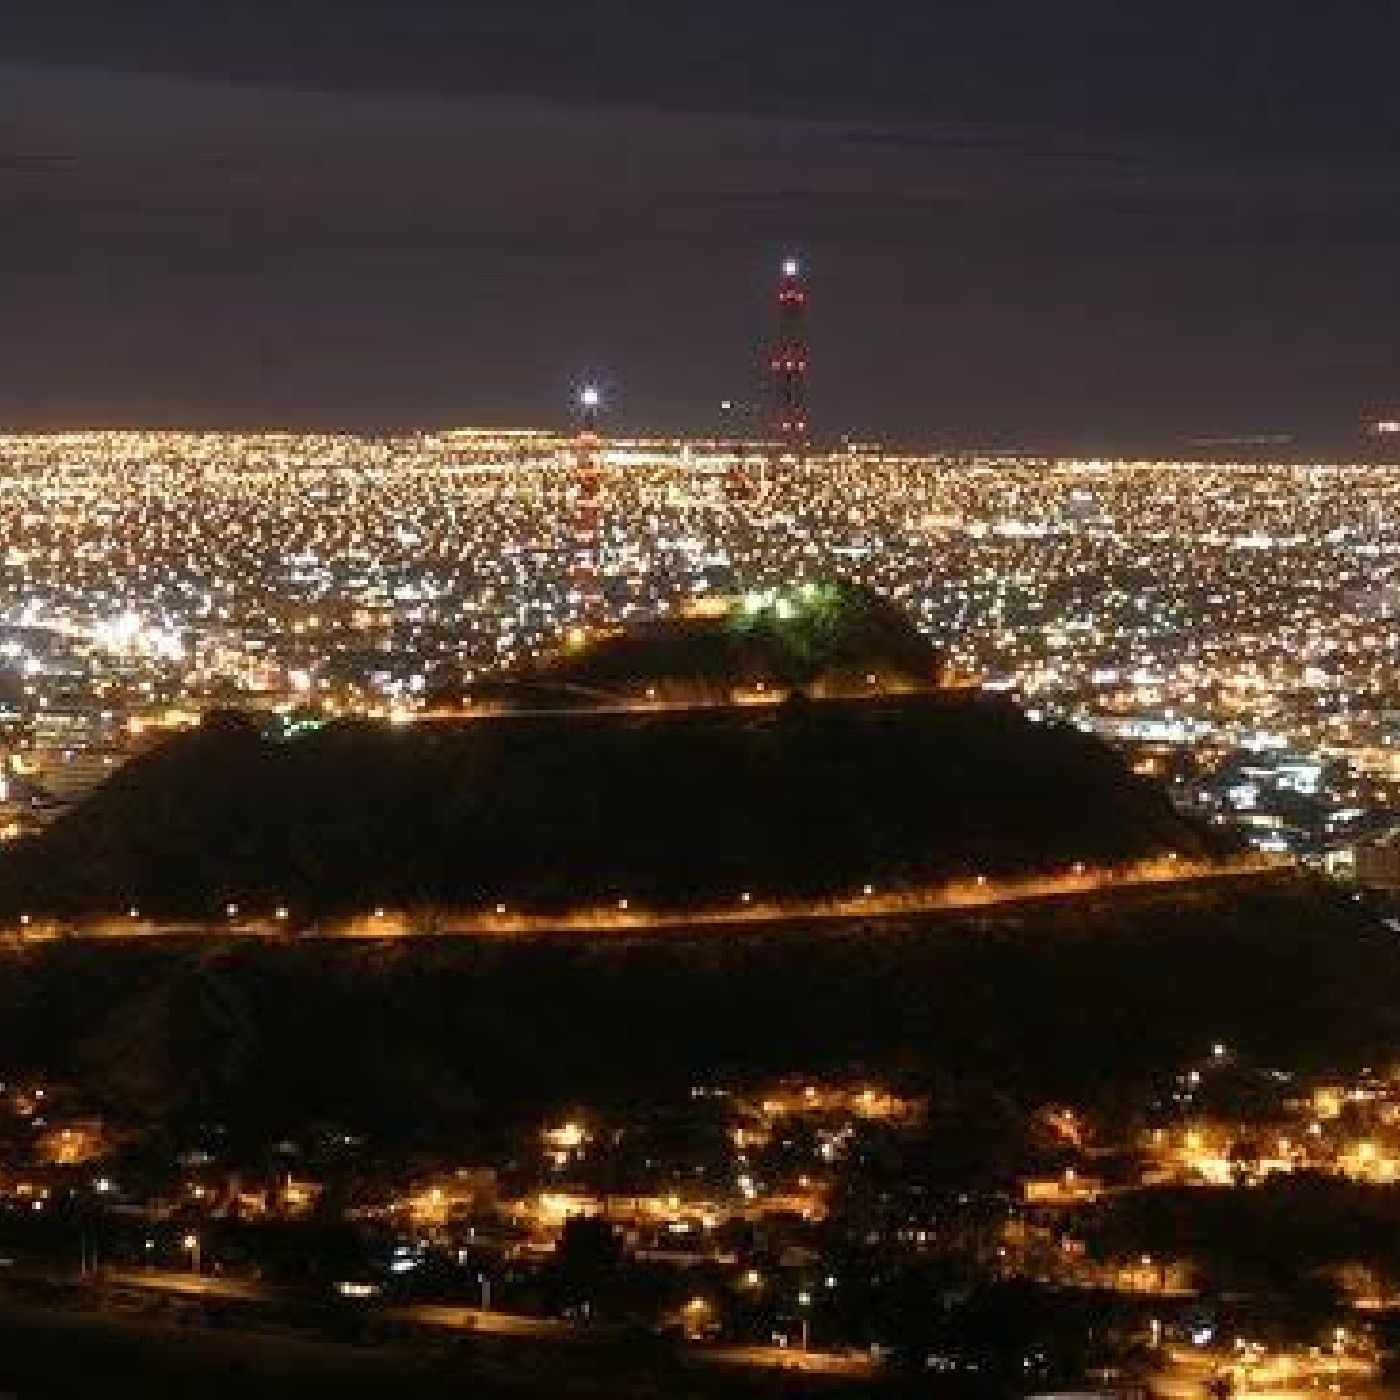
[1087,1175,1400,1300]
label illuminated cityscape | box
[4,3,1400,1393]
[5,423,1400,1389]
[2,431,1400,873]
[5,1049,1400,1394]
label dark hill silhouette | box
[0,689,1228,919]
[0,874,1393,1141]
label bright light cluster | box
[0,431,1399,853]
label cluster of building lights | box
[2,432,1400,862]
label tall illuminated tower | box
[570,384,604,626]
[769,255,809,457]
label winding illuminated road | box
[8,854,1284,945]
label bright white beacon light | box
[579,385,601,409]
[782,257,801,278]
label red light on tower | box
[770,255,809,459]
[570,384,604,626]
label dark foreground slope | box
[0,693,1224,918]
[0,874,1391,1139]
[0,1297,857,1400]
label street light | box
[183,1232,200,1274]
[682,1295,712,1340]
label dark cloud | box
[5,2,1400,153]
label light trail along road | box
[8,853,1285,945]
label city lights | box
[2,434,1397,872]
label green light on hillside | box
[278,714,327,740]
[739,583,837,621]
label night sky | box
[1,2,1398,449]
